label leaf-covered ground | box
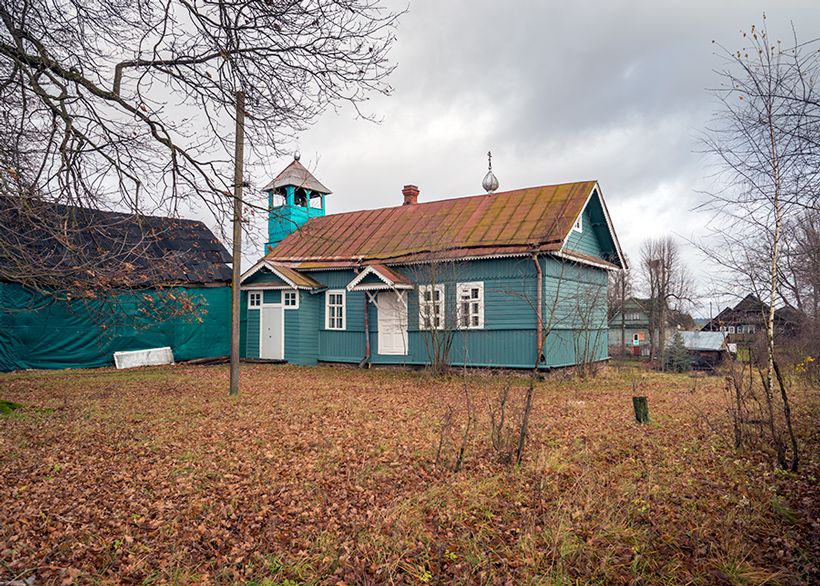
[0,363,817,585]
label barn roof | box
[0,198,232,287]
[265,180,623,267]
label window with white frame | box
[419,284,445,330]
[573,214,583,233]
[457,282,484,329]
[325,290,346,330]
[284,290,299,309]
[248,291,261,308]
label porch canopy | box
[240,260,324,291]
[345,264,413,293]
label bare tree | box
[570,277,609,377]
[781,211,820,318]
[411,259,464,376]
[607,256,632,357]
[700,18,819,470]
[639,237,694,367]
[0,0,400,298]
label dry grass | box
[0,363,817,585]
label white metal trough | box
[113,347,174,369]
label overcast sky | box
[240,0,819,318]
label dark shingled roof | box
[0,198,232,286]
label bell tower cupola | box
[262,152,331,253]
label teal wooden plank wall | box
[239,292,248,358]
[245,270,288,285]
[243,256,609,369]
[284,291,320,365]
[313,257,607,368]
[245,307,260,359]
[564,190,617,262]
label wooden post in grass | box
[633,396,649,423]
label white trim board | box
[240,259,319,290]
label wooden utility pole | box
[229,90,245,396]
[620,275,626,356]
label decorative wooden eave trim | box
[346,265,414,292]
[552,250,621,271]
[240,259,322,290]
[241,283,302,291]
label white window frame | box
[727,325,736,334]
[457,281,484,330]
[325,289,346,330]
[283,290,299,309]
[573,214,583,233]
[418,284,445,330]
[248,291,262,308]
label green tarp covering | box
[0,281,230,372]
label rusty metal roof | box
[266,181,597,265]
[268,262,324,289]
[261,159,332,194]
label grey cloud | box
[238,0,818,316]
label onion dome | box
[482,150,499,193]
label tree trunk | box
[516,375,535,465]
[632,396,649,423]
[658,302,667,371]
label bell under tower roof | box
[261,155,332,194]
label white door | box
[377,292,408,355]
[260,305,284,360]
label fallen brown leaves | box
[0,364,817,585]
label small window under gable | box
[419,284,445,330]
[457,282,484,329]
[284,290,299,309]
[573,214,583,233]
[326,290,346,330]
[249,291,261,308]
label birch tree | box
[701,17,818,470]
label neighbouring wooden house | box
[0,202,232,371]
[609,297,695,358]
[608,297,655,357]
[702,294,797,344]
[239,156,626,369]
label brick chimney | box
[402,184,419,206]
